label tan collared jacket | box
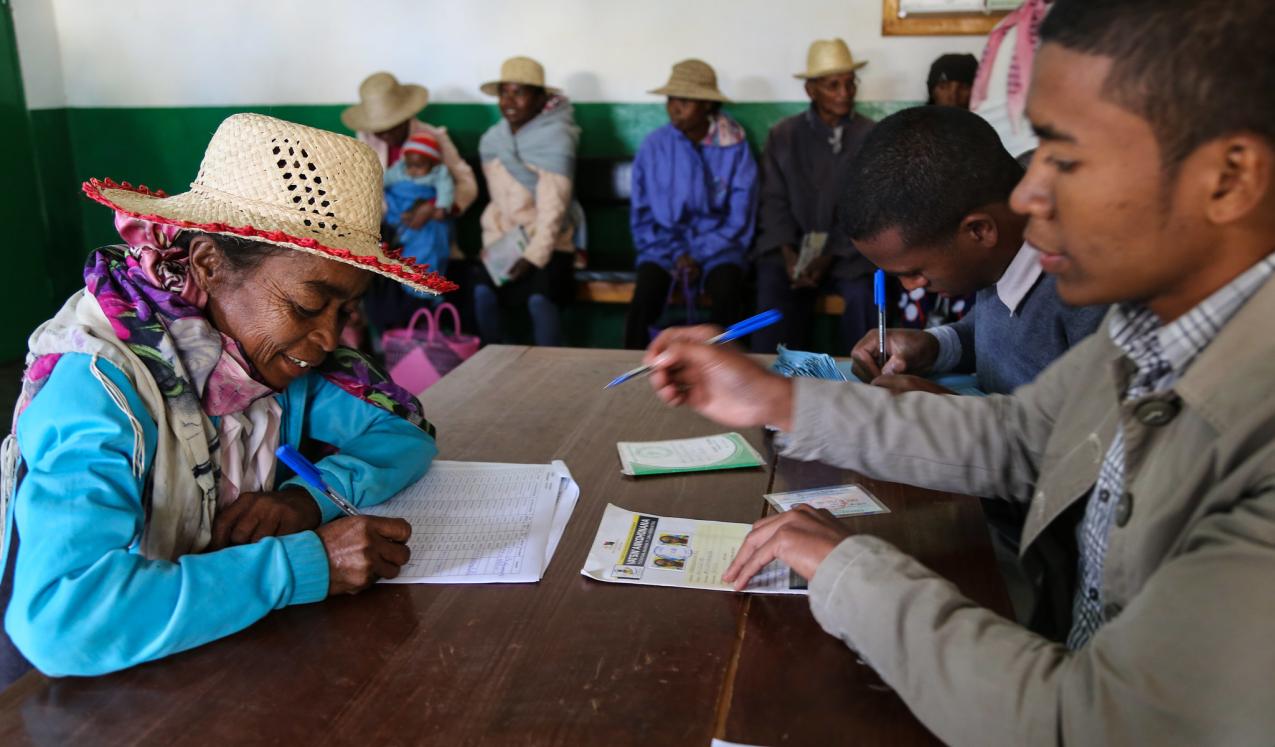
[783,277,1275,746]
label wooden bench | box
[574,272,847,314]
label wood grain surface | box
[0,346,1009,746]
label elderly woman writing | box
[0,114,453,681]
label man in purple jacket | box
[623,59,757,350]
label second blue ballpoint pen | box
[604,309,784,389]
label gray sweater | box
[929,274,1107,394]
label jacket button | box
[1115,491,1134,527]
[1134,399,1179,426]
[1103,602,1123,621]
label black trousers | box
[623,262,746,350]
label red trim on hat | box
[82,178,458,294]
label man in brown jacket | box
[643,0,1275,744]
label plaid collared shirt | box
[1067,255,1275,649]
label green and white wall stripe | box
[8,0,985,353]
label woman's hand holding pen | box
[644,325,795,431]
[317,516,413,595]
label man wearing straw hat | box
[472,56,583,347]
[623,59,758,349]
[750,39,878,355]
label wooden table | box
[0,346,1010,746]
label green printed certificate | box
[616,432,765,477]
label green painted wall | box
[24,100,916,350]
[0,3,57,360]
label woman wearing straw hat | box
[0,114,450,680]
[472,56,582,347]
[624,59,757,350]
[342,72,478,334]
[342,72,477,212]
[750,38,879,355]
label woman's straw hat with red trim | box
[83,113,456,295]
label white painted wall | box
[13,0,986,109]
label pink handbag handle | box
[431,303,463,341]
[404,307,438,340]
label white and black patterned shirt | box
[1067,255,1275,649]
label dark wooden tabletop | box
[0,346,1010,746]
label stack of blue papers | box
[771,345,847,381]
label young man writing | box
[644,0,1275,742]
[841,106,1106,396]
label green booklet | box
[617,433,765,477]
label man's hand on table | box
[210,488,321,549]
[316,516,413,595]
[644,325,795,430]
[850,328,941,381]
[870,374,956,396]
[722,505,852,589]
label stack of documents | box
[772,344,847,381]
[616,433,765,477]
[364,460,579,584]
[581,504,807,595]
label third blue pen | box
[874,269,887,369]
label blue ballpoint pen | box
[275,444,362,517]
[874,269,887,369]
[604,309,784,389]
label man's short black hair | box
[840,106,1023,247]
[1041,0,1275,173]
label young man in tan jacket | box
[643,0,1275,743]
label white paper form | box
[364,460,578,584]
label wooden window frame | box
[883,0,1010,35]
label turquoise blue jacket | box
[2,353,435,676]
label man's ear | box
[1203,133,1273,226]
[959,212,1000,249]
[186,236,225,293]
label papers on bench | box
[616,433,765,477]
[364,460,579,584]
[480,226,529,287]
[581,504,807,595]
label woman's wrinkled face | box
[191,238,371,390]
[498,83,548,131]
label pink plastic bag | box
[381,303,480,395]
